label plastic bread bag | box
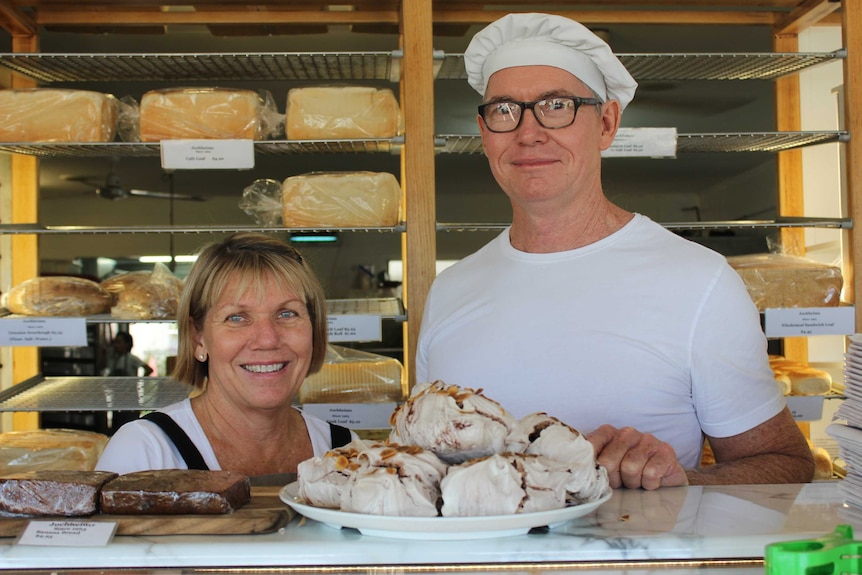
[239,178,283,226]
[101,262,184,320]
[0,429,109,472]
[281,171,402,228]
[726,253,843,311]
[0,88,119,143]
[299,345,407,404]
[116,94,142,142]
[137,87,282,141]
[3,276,114,316]
[285,85,403,140]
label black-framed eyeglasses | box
[478,96,603,133]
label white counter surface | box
[0,482,854,572]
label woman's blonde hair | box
[172,232,328,390]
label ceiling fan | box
[62,164,206,202]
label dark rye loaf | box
[100,469,251,515]
[0,470,118,516]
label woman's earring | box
[198,354,206,361]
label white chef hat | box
[464,12,637,110]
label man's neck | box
[509,199,634,253]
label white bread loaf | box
[5,276,113,316]
[286,86,402,140]
[140,87,266,141]
[811,446,833,480]
[727,253,843,310]
[282,171,402,227]
[0,89,118,142]
[300,345,406,404]
[769,356,833,396]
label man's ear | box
[598,100,622,151]
[477,113,490,157]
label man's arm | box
[588,406,815,490]
[687,406,814,485]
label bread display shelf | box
[0,485,291,537]
[0,223,406,235]
[439,132,848,155]
[0,375,192,412]
[437,50,844,82]
[0,138,403,158]
[0,52,401,83]
[438,217,852,233]
[0,50,841,84]
[0,297,406,322]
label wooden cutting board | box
[0,485,294,537]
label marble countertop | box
[0,481,855,572]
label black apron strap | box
[143,411,210,471]
[329,422,352,448]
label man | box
[415,12,813,489]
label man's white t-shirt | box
[96,398,350,474]
[416,215,785,468]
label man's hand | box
[586,425,688,490]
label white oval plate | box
[280,481,611,540]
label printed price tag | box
[603,127,677,158]
[327,314,382,342]
[301,403,397,430]
[0,317,87,347]
[17,520,117,547]
[160,139,255,170]
[764,307,855,337]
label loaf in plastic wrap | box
[0,88,118,142]
[286,86,402,139]
[100,469,251,515]
[134,87,280,141]
[281,171,402,227]
[299,345,406,404]
[4,276,114,316]
[727,253,843,310]
[101,262,184,320]
[0,470,118,516]
[0,428,110,473]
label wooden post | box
[400,0,437,389]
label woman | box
[97,232,355,476]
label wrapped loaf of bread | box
[101,263,184,320]
[0,88,118,142]
[0,470,117,516]
[299,345,406,404]
[0,429,109,473]
[769,355,833,395]
[727,253,843,310]
[139,87,273,141]
[282,171,401,227]
[286,86,402,140]
[100,469,251,515]
[4,276,113,316]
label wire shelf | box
[0,52,400,83]
[0,138,402,158]
[437,132,848,155]
[436,50,844,82]
[0,376,193,412]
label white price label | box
[603,127,677,158]
[764,307,856,337]
[160,139,255,170]
[301,403,397,430]
[327,314,382,342]
[0,317,87,347]
[17,520,117,547]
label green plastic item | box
[765,524,859,574]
